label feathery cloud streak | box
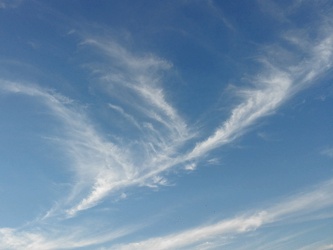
[0,224,135,250]
[2,18,333,217]
[69,14,333,217]
[1,175,332,250]
[111,179,333,250]
[0,2,332,249]
[187,25,333,160]
[322,147,333,158]
[0,64,193,217]
[0,80,138,216]
[0,0,22,9]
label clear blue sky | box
[0,1,333,249]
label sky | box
[0,0,333,249]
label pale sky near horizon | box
[0,1,333,249]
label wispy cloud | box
[2,12,333,218]
[82,38,189,140]
[0,224,135,250]
[320,244,333,250]
[206,0,236,31]
[0,80,137,216]
[112,212,267,250]
[111,179,333,250]
[1,1,332,250]
[108,103,141,129]
[187,69,292,159]
[65,37,196,215]
[257,0,289,23]
[1,175,332,249]
[0,51,193,217]
[0,0,22,9]
[185,20,333,161]
[297,242,333,250]
[321,147,333,158]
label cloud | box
[320,244,333,250]
[187,70,292,159]
[81,20,333,181]
[108,103,141,129]
[1,2,333,249]
[1,175,332,249]
[82,38,189,141]
[321,148,333,158]
[0,81,136,217]
[111,179,333,250]
[112,212,266,250]
[0,78,182,217]
[297,242,333,250]
[0,0,22,9]
[184,162,197,171]
[0,47,193,217]
[185,19,333,161]
[64,37,197,215]
[206,0,236,31]
[0,225,135,250]
[257,0,289,23]
[2,12,333,218]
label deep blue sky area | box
[0,1,333,249]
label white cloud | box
[321,148,333,158]
[83,37,189,141]
[257,0,289,23]
[1,177,332,249]
[206,158,220,165]
[297,242,333,250]
[1,2,333,249]
[206,0,236,31]
[184,162,197,171]
[68,17,333,215]
[2,15,333,218]
[0,70,191,217]
[185,21,333,161]
[0,0,22,9]
[111,179,333,250]
[0,78,187,218]
[0,81,136,216]
[0,225,134,250]
[320,244,333,250]
[108,103,141,129]
[112,212,266,250]
[187,70,292,160]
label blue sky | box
[0,0,333,249]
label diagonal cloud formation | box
[1,17,333,218]
[82,38,191,151]
[0,224,135,250]
[0,81,138,215]
[187,25,333,160]
[0,59,193,217]
[0,3,333,250]
[1,176,332,250]
[74,21,333,215]
[110,179,333,250]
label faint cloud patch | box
[206,0,236,32]
[257,131,280,142]
[206,158,220,166]
[185,162,197,171]
[320,244,333,250]
[257,0,289,23]
[321,148,333,158]
[0,0,23,9]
